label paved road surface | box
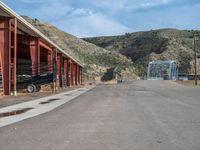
[0,81,200,150]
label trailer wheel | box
[27,84,36,93]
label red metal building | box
[0,2,83,96]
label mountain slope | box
[83,29,200,77]
[22,17,136,81]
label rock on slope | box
[22,16,137,81]
[84,29,200,77]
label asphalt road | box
[0,81,200,150]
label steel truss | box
[147,60,179,80]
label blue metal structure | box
[147,60,179,80]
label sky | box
[1,0,200,37]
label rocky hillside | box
[22,16,137,81]
[83,29,200,77]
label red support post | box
[30,38,39,76]
[78,66,80,85]
[39,39,53,73]
[67,59,69,86]
[60,55,64,87]
[80,67,83,84]
[0,17,11,95]
[48,51,53,73]
[52,48,57,91]
[56,53,61,87]
[70,61,74,86]
[37,39,40,75]
[77,65,79,85]
[64,58,69,86]
[75,64,78,85]
[13,17,17,96]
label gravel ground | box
[0,81,200,150]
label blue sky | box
[1,0,200,37]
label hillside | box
[83,29,200,77]
[22,16,136,81]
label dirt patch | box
[173,80,200,86]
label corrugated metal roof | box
[0,1,83,67]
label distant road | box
[0,81,200,150]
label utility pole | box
[193,32,198,86]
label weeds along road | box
[0,81,200,150]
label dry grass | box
[102,79,118,85]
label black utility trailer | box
[17,73,55,93]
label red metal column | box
[52,48,57,91]
[39,40,53,73]
[56,53,61,87]
[70,61,74,86]
[77,65,79,85]
[67,59,70,86]
[80,67,83,84]
[74,64,78,85]
[48,51,53,73]
[37,39,40,75]
[60,55,64,87]
[30,38,39,76]
[77,66,80,85]
[0,17,11,95]
[64,58,69,86]
[13,17,17,96]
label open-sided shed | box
[0,2,83,96]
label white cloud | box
[139,0,171,9]
[92,0,126,11]
[1,0,200,37]
[121,0,171,11]
[141,2,152,7]
[161,0,170,3]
